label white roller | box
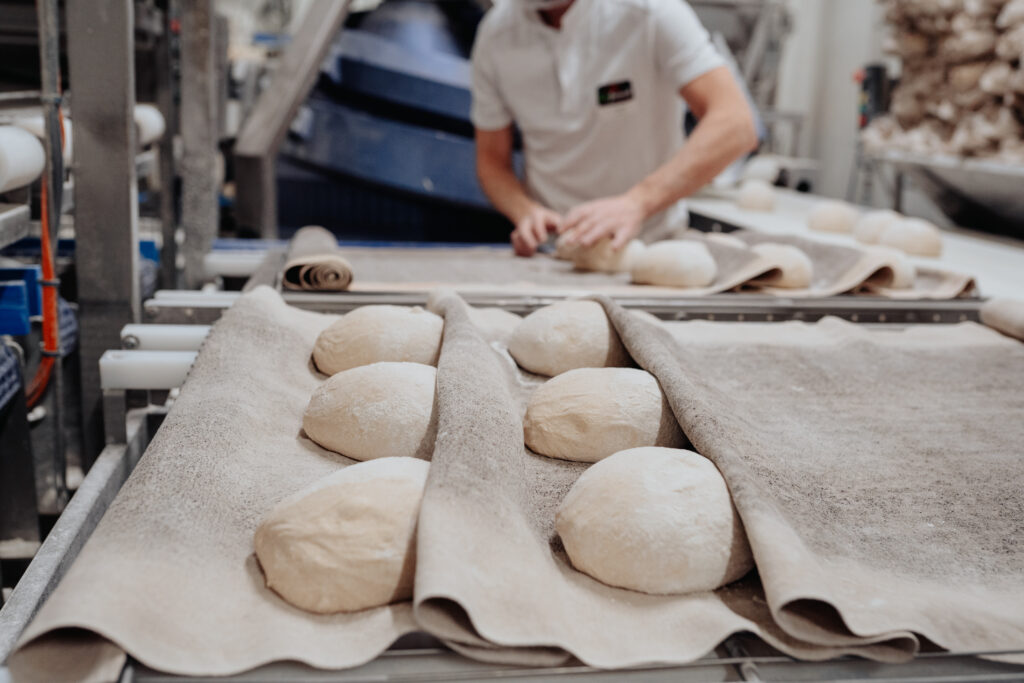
[0,126,46,193]
[12,114,73,166]
[135,104,166,146]
[120,324,211,351]
[99,350,197,390]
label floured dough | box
[573,239,647,273]
[736,179,776,211]
[704,232,748,250]
[556,447,754,595]
[303,362,436,461]
[854,210,902,244]
[807,200,860,234]
[879,218,943,257]
[750,243,813,289]
[313,305,443,375]
[255,457,429,613]
[468,307,522,345]
[508,301,632,377]
[554,232,580,261]
[631,241,718,288]
[524,368,686,462]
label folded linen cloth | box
[282,226,354,291]
[598,296,1024,661]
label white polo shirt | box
[471,0,724,241]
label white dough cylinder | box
[13,114,73,166]
[135,104,167,145]
[0,126,46,193]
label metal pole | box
[66,0,141,466]
[179,0,220,289]
[35,0,66,503]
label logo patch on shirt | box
[597,81,633,106]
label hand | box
[563,193,646,250]
[511,204,563,257]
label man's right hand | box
[511,204,563,257]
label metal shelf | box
[0,203,31,250]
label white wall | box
[776,0,886,199]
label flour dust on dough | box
[631,241,718,288]
[303,362,436,461]
[879,217,943,257]
[524,368,686,462]
[750,242,814,289]
[508,301,632,377]
[854,210,902,244]
[573,238,647,273]
[254,457,429,614]
[312,305,443,376]
[556,447,754,595]
[736,179,777,211]
[807,200,860,234]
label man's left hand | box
[563,193,646,250]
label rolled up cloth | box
[980,298,1024,341]
[282,226,353,291]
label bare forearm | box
[627,108,757,218]
[478,160,537,224]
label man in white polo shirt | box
[471,0,758,256]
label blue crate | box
[0,266,42,317]
[0,281,31,336]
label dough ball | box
[524,368,686,462]
[741,156,781,184]
[750,243,813,289]
[554,232,581,261]
[736,179,776,211]
[508,301,631,377]
[468,307,522,345]
[879,218,943,258]
[255,457,429,613]
[631,241,718,288]
[573,239,646,273]
[556,448,754,595]
[854,210,902,244]
[807,200,860,234]
[303,362,436,461]
[313,305,443,376]
[704,232,748,250]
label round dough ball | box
[554,231,581,261]
[313,306,443,376]
[750,243,813,289]
[736,179,776,211]
[573,239,646,273]
[556,447,753,595]
[807,200,859,234]
[741,156,781,184]
[255,457,429,613]
[854,210,902,244]
[631,241,718,288]
[524,368,686,462]
[704,232,748,250]
[303,362,436,461]
[508,301,631,377]
[879,218,943,258]
[468,307,522,345]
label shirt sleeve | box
[651,0,726,91]
[470,27,514,131]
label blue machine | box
[277,0,518,243]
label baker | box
[472,0,759,256]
